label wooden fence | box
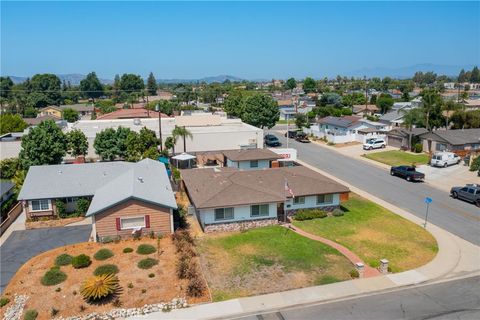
[0,202,22,236]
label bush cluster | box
[55,254,73,266]
[414,143,423,153]
[173,229,205,297]
[94,249,114,261]
[136,244,156,255]
[41,266,67,286]
[138,258,158,269]
[294,209,327,221]
[0,297,10,307]
[349,269,360,278]
[72,254,92,269]
[94,264,119,276]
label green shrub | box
[332,208,344,217]
[414,143,423,153]
[93,264,119,276]
[138,258,158,269]
[136,244,156,255]
[75,198,90,216]
[148,273,155,278]
[56,200,67,218]
[294,209,327,221]
[24,309,38,320]
[55,254,73,266]
[349,269,359,278]
[94,248,114,261]
[186,277,205,297]
[327,141,335,146]
[123,247,133,253]
[316,275,339,285]
[41,267,67,286]
[0,297,10,307]
[72,254,92,269]
[470,156,480,172]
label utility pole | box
[155,104,163,151]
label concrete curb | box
[131,160,480,320]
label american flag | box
[285,179,294,198]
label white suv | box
[363,139,386,150]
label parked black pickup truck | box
[390,166,425,182]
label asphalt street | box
[235,276,480,320]
[272,132,480,245]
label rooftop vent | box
[138,177,144,183]
[58,170,62,174]
[133,118,142,126]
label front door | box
[277,203,285,222]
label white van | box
[430,152,461,168]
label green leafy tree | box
[450,110,480,129]
[94,128,119,161]
[319,92,342,107]
[285,78,297,90]
[62,108,79,122]
[19,120,67,169]
[119,74,145,93]
[420,89,443,131]
[0,114,28,134]
[80,72,104,102]
[223,92,244,118]
[164,136,175,155]
[67,129,89,157]
[295,113,309,129]
[376,93,394,114]
[302,77,316,93]
[23,107,37,118]
[0,76,14,99]
[442,100,462,129]
[146,72,158,96]
[30,74,62,106]
[0,158,20,179]
[125,127,159,161]
[172,126,193,153]
[116,127,132,159]
[241,93,279,129]
[458,69,467,82]
[471,66,480,83]
[369,94,377,105]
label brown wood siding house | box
[93,199,173,239]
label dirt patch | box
[333,141,362,148]
[1,238,209,320]
[26,217,86,229]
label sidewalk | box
[132,160,480,320]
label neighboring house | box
[0,132,23,160]
[181,166,350,232]
[96,108,170,120]
[40,104,94,118]
[279,107,296,120]
[352,104,379,117]
[379,110,406,128]
[391,102,413,111]
[223,148,282,170]
[0,180,15,207]
[23,115,61,126]
[17,159,177,241]
[306,116,388,144]
[386,127,428,149]
[464,99,480,110]
[418,129,480,154]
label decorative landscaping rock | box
[2,295,28,320]
[204,218,277,233]
[53,297,188,320]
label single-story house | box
[379,110,405,128]
[305,116,388,144]
[223,148,282,170]
[386,127,428,149]
[352,104,379,117]
[17,159,177,241]
[181,166,350,232]
[279,107,296,120]
[418,129,480,154]
[40,104,94,118]
[23,115,62,126]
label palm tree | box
[442,100,461,130]
[400,108,421,151]
[171,125,193,153]
[420,89,442,131]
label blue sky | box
[1,1,479,79]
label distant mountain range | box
[348,63,474,79]
[8,74,114,85]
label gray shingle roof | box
[18,159,177,215]
[1,180,14,197]
[379,111,403,122]
[420,129,480,145]
[317,116,361,128]
[222,149,281,161]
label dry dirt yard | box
[0,237,209,320]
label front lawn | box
[197,226,353,301]
[363,150,429,167]
[293,194,438,272]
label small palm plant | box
[80,274,119,301]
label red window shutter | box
[145,215,150,228]
[115,217,121,231]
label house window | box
[317,194,334,205]
[436,143,447,151]
[120,216,146,230]
[30,199,51,211]
[250,160,259,168]
[251,204,269,217]
[293,196,305,205]
[214,208,234,221]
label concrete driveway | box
[417,164,479,192]
[0,225,92,293]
